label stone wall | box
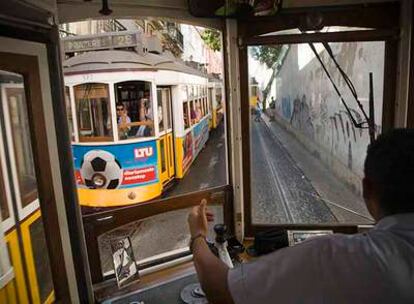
[274,42,385,194]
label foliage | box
[201,29,221,52]
[250,45,283,69]
[250,45,283,108]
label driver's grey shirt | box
[228,213,414,303]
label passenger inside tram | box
[188,129,414,304]
[116,103,131,140]
[115,82,154,139]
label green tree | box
[201,29,221,52]
[250,45,283,109]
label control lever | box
[214,224,234,268]
[181,223,236,303]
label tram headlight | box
[92,173,106,188]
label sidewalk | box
[261,113,373,224]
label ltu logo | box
[134,147,153,159]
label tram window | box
[98,206,224,276]
[64,86,75,141]
[74,83,113,142]
[248,42,384,225]
[30,216,54,302]
[190,100,197,124]
[165,89,172,130]
[205,97,208,115]
[157,89,164,132]
[115,81,154,140]
[0,163,10,221]
[183,101,190,129]
[5,86,38,207]
[216,89,223,107]
[196,99,202,121]
[160,139,166,172]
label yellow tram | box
[62,31,224,208]
[0,71,54,303]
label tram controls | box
[181,223,241,303]
[213,224,234,268]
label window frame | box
[238,4,400,237]
[1,82,40,221]
[74,82,114,143]
[114,80,155,141]
[0,118,15,233]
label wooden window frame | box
[0,51,73,302]
[238,2,400,237]
[0,21,93,301]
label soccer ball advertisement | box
[72,140,158,189]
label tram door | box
[0,67,54,302]
[157,87,175,185]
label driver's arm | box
[188,201,235,304]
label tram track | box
[251,117,337,224]
[255,119,294,222]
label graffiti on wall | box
[275,42,384,179]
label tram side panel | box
[173,83,210,179]
[72,137,162,207]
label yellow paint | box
[157,136,168,185]
[21,210,42,304]
[4,230,29,304]
[0,288,6,304]
[250,96,258,107]
[175,136,184,178]
[78,181,162,207]
[6,281,17,304]
[212,110,218,129]
[167,133,175,178]
[44,291,55,304]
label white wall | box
[274,42,385,193]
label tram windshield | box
[115,81,154,139]
[248,41,384,225]
[74,83,113,142]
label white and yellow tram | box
[62,32,223,208]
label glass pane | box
[248,41,384,225]
[30,217,54,302]
[75,83,113,142]
[0,162,10,221]
[4,79,38,207]
[160,139,166,173]
[64,86,75,141]
[183,102,190,129]
[115,81,154,140]
[60,21,229,273]
[165,89,172,130]
[98,206,224,275]
[157,88,164,132]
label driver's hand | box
[188,200,214,238]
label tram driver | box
[188,129,414,304]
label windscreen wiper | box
[307,42,376,142]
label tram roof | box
[63,49,207,78]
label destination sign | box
[63,31,140,53]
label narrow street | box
[166,121,227,197]
[251,116,337,224]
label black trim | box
[46,26,94,303]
